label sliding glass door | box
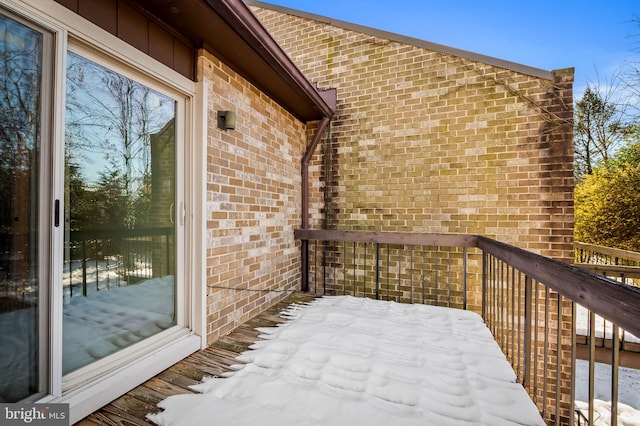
[63,51,177,374]
[0,11,48,402]
[0,3,186,402]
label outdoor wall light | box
[217,110,236,131]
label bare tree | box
[574,78,635,181]
[65,53,173,229]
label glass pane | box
[64,52,177,374]
[0,13,43,401]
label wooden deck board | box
[77,292,316,424]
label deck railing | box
[295,230,640,426]
[573,241,640,385]
[574,241,640,287]
[65,227,174,298]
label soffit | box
[131,0,333,122]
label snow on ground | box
[576,305,639,343]
[149,296,545,426]
[574,305,640,425]
[575,359,640,426]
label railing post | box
[523,275,532,390]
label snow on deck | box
[149,296,544,426]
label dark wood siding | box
[54,0,196,80]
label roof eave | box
[132,0,333,121]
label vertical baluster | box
[533,280,540,406]
[500,259,505,347]
[311,240,316,294]
[481,251,487,320]
[332,241,336,295]
[588,310,596,425]
[543,286,550,419]
[363,243,367,297]
[490,255,495,329]
[491,256,496,330]
[342,241,347,296]
[611,324,620,426]
[375,243,380,300]
[510,266,515,365]
[316,240,320,294]
[322,240,327,294]
[352,241,356,296]
[387,244,390,301]
[435,247,440,306]
[421,246,425,305]
[523,275,532,392]
[570,301,576,426]
[555,293,562,426]
[397,245,402,303]
[463,247,467,310]
[447,247,451,308]
[517,271,522,379]
[410,246,414,304]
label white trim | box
[59,41,195,390]
[35,13,57,403]
[57,334,201,424]
[175,85,188,328]
[61,326,191,391]
[191,79,209,347]
[49,15,68,399]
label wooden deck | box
[77,292,317,425]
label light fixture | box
[217,111,236,131]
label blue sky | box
[260,0,639,98]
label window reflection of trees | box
[0,14,43,402]
[64,53,177,296]
[0,15,42,286]
[65,53,175,231]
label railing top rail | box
[294,229,479,247]
[574,241,640,263]
[477,236,640,338]
[576,263,640,279]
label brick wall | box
[198,49,307,344]
[250,6,575,423]
[250,6,574,263]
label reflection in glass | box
[0,13,43,402]
[64,53,176,374]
